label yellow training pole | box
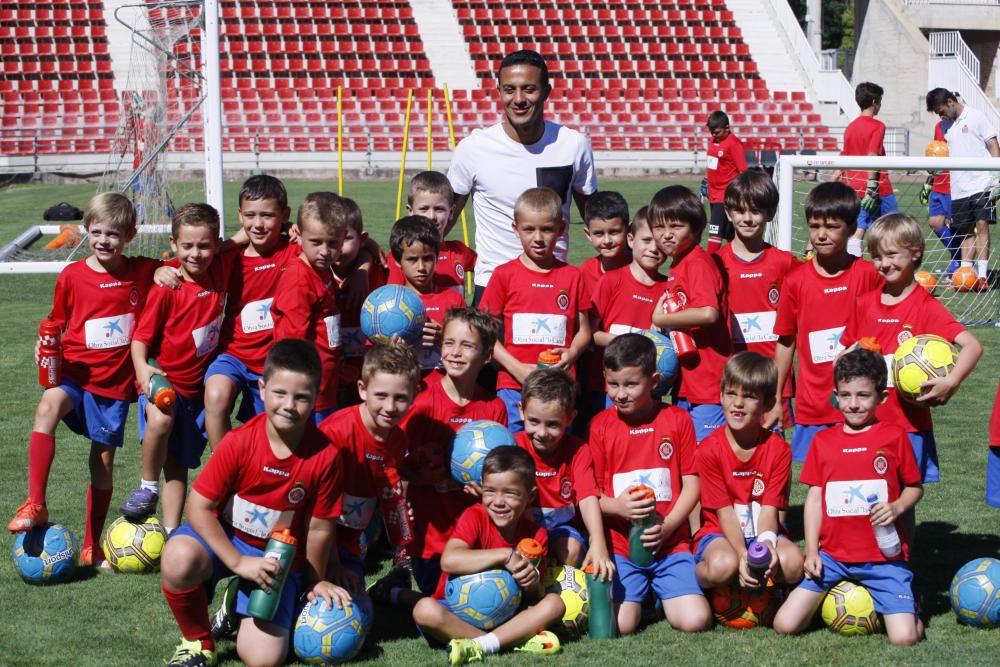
[426,88,433,170]
[395,89,414,220]
[337,85,343,196]
[443,84,473,300]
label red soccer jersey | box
[515,432,600,532]
[400,381,507,558]
[841,286,965,433]
[479,258,589,391]
[774,258,882,425]
[272,257,341,411]
[387,239,476,296]
[578,255,608,295]
[706,133,748,203]
[318,405,408,557]
[841,115,893,197]
[591,264,667,335]
[218,240,300,374]
[589,404,698,559]
[696,427,792,538]
[133,252,235,400]
[578,256,612,397]
[415,286,467,372]
[799,421,921,563]
[334,258,387,387]
[932,121,951,194]
[192,413,344,570]
[665,245,732,404]
[50,257,159,400]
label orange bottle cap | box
[518,538,543,559]
[633,484,655,500]
[537,350,561,365]
[858,337,882,353]
[583,565,596,575]
[269,528,297,545]
[154,387,177,409]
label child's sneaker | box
[447,638,483,666]
[512,630,560,656]
[7,500,47,533]
[167,638,216,667]
[210,577,240,639]
[367,566,411,606]
[79,545,112,571]
[119,487,158,521]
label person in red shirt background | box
[702,110,748,253]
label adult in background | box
[926,88,1000,290]
[447,50,597,303]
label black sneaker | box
[210,577,240,639]
[367,566,411,606]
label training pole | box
[443,84,473,300]
[337,85,343,195]
[396,89,414,220]
[426,88,433,170]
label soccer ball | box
[892,334,958,404]
[444,569,522,630]
[821,581,882,636]
[450,420,515,485]
[359,284,427,345]
[102,515,167,573]
[640,329,679,396]
[544,565,590,638]
[293,594,374,664]
[709,580,782,629]
[952,266,978,292]
[915,270,937,295]
[950,557,1000,627]
[12,521,78,584]
[925,140,949,158]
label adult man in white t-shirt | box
[926,88,1000,289]
[447,50,597,302]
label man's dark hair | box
[498,50,550,91]
[926,88,958,112]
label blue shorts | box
[693,533,757,563]
[205,353,263,422]
[312,406,338,426]
[411,556,442,597]
[548,524,588,552]
[675,401,725,443]
[929,191,952,219]
[987,446,1000,508]
[908,431,939,483]
[138,392,207,469]
[169,523,303,630]
[791,423,835,462]
[497,388,524,434]
[612,552,704,604]
[336,547,366,584]
[796,551,915,615]
[56,378,130,447]
[857,193,898,230]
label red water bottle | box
[378,465,414,547]
[662,288,698,361]
[38,318,62,388]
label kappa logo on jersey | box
[560,475,573,500]
[241,298,274,334]
[658,437,674,461]
[556,289,570,311]
[129,287,140,307]
[192,315,223,358]
[752,476,766,497]
[897,326,913,345]
[287,482,306,505]
[84,313,135,350]
[768,283,780,305]
[873,453,889,476]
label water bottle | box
[517,538,543,569]
[377,465,414,547]
[147,358,176,410]
[38,318,62,388]
[627,484,656,567]
[746,540,771,587]
[661,288,698,361]
[246,529,297,621]
[536,350,561,368]
[584,565,615,639]
[866,493,901,558]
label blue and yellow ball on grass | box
[445,569,522,630]
[102,515,167,573]
[950,557,1000,628]
[294,594,374,664]
[360,284,427,345]
[450,420,516,485]
[12,521,78,584]
[821,581,882,636]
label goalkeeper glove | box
[919,176,933,207]
[699,177,708,201]
[860,180,880,213]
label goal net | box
[772,154,1000,326]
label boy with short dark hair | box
[703,109,748,253]
[579,190,632,290]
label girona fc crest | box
[752,476,766,497]
[767,283,780,305]
[873,453,889,476]
[658,438,674,461]
[897,326,913,345]
[129,287,140,307]
[556,289,570,311]
[560,476,573,500]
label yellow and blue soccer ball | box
[950,557,1000,627]
[360,285,427,345]
[450,420,516,485]
[821,581,882,636]
[445,569,521,630]
[544,565,589,638]
[12,521,78,584]
[640,329,679,396]
[892,334,957,405]
[102,515,167,573]
[294,594,374,664]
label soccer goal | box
[772,154,1000,326]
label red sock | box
[162,584,216,652]
[706,235,723,254]
[27,432,56,504]
[83,485,113,551]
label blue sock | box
[935,226,962,263]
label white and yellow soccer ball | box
[892,334,957,404]
[821,581,882,636]
[544,564,589,639]
[102,515,167,573]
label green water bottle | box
[585,565,615,639]
[246,529,297,621]
[627,485,656,567]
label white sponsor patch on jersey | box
[731,311,778,345]
[733,501,761,538]
[511,313,567,346]
[824,479,888,517]
[84,313,135,350]
[706,155,720,171]
[223,494,293,540]
[192,314,223,358]
[324,313,341,348]
[808,326,845,364]
[534,503,576,529]
[241,298,274,334]
[336,493,376,530]
[612,468,672,503]
[609,323,643,336]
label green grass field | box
[0,179,998,666]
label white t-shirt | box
[448,120,597,287]
[944,106,998,199]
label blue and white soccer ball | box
[293,594,374,664]
[359,285,427,345]
[640,329,680,396]
[12,521,78,584]
[950,557,1000,627]
[445,569,522,630]
[450,420,516,485]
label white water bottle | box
[867,493,901,558]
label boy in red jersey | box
[714,171,799,429]
[388,171,477,298]
[389,215,466,379]
[123,203,236,530]
[841,213,982,483]
[590,334,711,635]
[771,182,882,461]
[8,194,159,565]
[272,192,346,423]
[480,187,591,433]
[412,446,563,665]
[516,368,614,576]
[693,352,803,590]
[702,110,748,253]
[318,343,419,595]
[650,186,732,442]
[773,348,923,646]
[159,339,348,667]
[204,175,297,450]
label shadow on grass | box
[911,521,1000,617]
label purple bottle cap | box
[747,540,770,566]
